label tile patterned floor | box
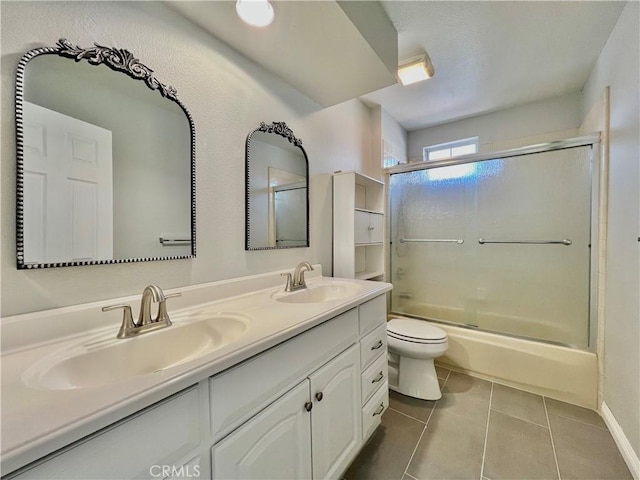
[345,367,632,480]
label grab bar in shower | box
[399,238,464,244]
[478,238,572,246]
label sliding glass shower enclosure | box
[389,139,595,348]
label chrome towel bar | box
[399,238,464,244]
[478,238,572,246]
[159,237,191,246]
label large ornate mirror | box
[246,122,309,250]
[15,39,195,269]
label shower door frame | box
[385,134,601,351]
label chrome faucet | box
[102,284,181,339]
[281,262,314,292]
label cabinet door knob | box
[368,225,375,230]
[371,340,384,350]
[315,392,323,401]
[304,401,313,412]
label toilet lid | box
[387,318,447,343]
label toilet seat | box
[387,318,447,344]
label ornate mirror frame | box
[15,39,196,269]
[245,121,310,251]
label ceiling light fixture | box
[236,0,275,27]
[397,53,435,86]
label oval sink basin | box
[273,281,362,304]
[24,313,250,390]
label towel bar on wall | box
[159,237,191,246]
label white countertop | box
[0,269,391,474]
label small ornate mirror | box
[245,122,309,250]
[15,39,195,269]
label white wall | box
[582,1,640,459]
[408,92,582,162]
[0,1,372,316]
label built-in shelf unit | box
[333,172,385,281]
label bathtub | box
[389,314,598,409]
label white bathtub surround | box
[398,319,598,409]
[0,266,392,476]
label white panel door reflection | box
[23,102,113,264]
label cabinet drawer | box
[358,294,386,336]
[362,381,388,442]
[11,388,200,480]
[210,309,359,441]
[361,353,388,406]
[360,323,387,370]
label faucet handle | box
[281,272,293,292]
[156,292,181,325]
[102,304,135,339]
[298,268,311,288]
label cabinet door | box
[309,344,362,480]
[211,381,312,480]
[354,210,370,244]
[368,213,384,244]
[10,388,200,480]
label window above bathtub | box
[423,137,479,161]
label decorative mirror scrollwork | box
[15,38,196,269]
[246,122,309,250]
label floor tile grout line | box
[479,381,494,480]
[543,396,562,480]
[490,406,551,429]
[387,406,427,425]
[404,472,420,480]
[541,395,609,432]
[401,403,435,479]
[401,371,450,479]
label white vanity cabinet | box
[7,387,201,480]
[212,345,361,480]
[357,295,389,441]
[210,308,362,480]
[3,289,390,480]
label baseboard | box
[600,402,640,480]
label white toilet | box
[387,318,448,400]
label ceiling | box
[167,1,398,106]
[363,1,626,130]
[169,1,626,132]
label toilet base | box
[390,356,442,401]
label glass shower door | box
[389,167,480,327]
[389,145,592,348]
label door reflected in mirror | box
[15,39,195,268]
[246,122,309,250]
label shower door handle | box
[399,238,464,244]
[478,238,572,246]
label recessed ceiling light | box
[398,53,435,86]
[236,0,275,27]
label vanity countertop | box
[0,269,391,474]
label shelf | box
[355,270,385,281]
[333,171,385,280]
